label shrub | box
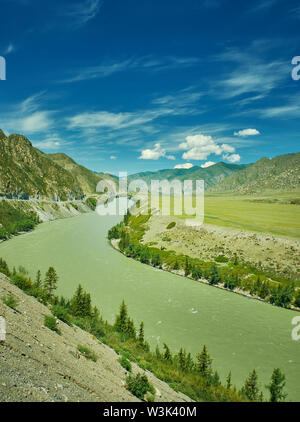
[52,305,72,325]
[126,373,155,400]
[118,355,132,372]
[85,197,97,210]
[2,294,18,310]
[215,255,229,263]
[77,344,98,362]
[166,222,176,230]
[44,315,61,334]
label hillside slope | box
[129,162,249,190]
[48,153,116,196]
[0,273,191,402]
[0,130,116,200]
[210,152,300,194]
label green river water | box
[0,211,299,400]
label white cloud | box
[34,139,61,150]
[68,110,152,130]
[65,0,103,28]
[21,112,53,133]
[215,47,288,100]
[174,163,194,169]
[139,143,175,160]
[201,161,216,168]
[139,143,166,160]
[234,128,260,137]
[179,134,235,160]
[3,43,15,55]
[62,56,200,83]
[223,153,241,163]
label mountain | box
[209,152,300,194]
[48,153,115,196]
[0,130,116,200]
[128,162,250,190]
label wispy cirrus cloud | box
[63,0,103,28]
[0,92,54,135]
[3,43,15,55]
[60,56,200,83]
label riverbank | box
[110,238,300,312]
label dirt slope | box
[0,274,191,402]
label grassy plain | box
[151,191,300,238]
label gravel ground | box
[0,273,191,402]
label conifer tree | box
[178,348,187,371]
[138,322,145,346]
[163,343,172,362]
[241,369,260,401]
[173,260,179,270]
[266,368,287,402]
[114,300,128,333]
[44,267,58,299]
[196,345,213,379]
[35,270,42,288]
[184,256,190,276]
[226,371,232,389]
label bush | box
[77,344,98,362]
[2,294,18,310]
[215,255,229,263]
[52,305,72,325]
[118,355,132,372]
[85,197,97,210]
[126,373,155,400]
[44,315,61,334]
[166,222,176,230]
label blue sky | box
[0,0,299,175]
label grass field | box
[150,191,300,238]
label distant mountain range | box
[0,130,116,200]
[1,128,299,200]
[128,162,250,190]
[209,152,300,194]
[129,152,300,194]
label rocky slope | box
[0,273,191,402]
[0,130,116,201]
[48,153,116,196]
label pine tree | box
[184,256,190,276]
[138,322,145,346]
[44,267,58,299]
[126,318,136,339]
[71,284,85,316]
[178,348,187,371]
[226,371,232,389]
[266,368,287,402]
[163,343,172,362]
[155,346,162,359]
[35,270,42,288]
[209,264,221,285]
[173,260,179,271]
[114,300,128,333]
[196,345,213,379]
[241,369,260,401]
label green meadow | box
[153,192,300,238]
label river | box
[0,210,299,400]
